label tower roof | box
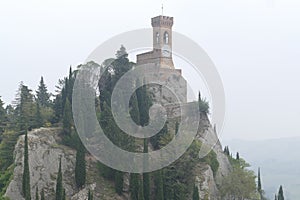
[151,15,173,28]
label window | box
[156,32,160,44]
[164,32,169,44]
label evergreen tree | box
[88,189,93,200]
[175,121,179,135]
[115,171,123,195]
[40,189,45,200]
[35,102,43,128]
[258,168,262,197]
[75,143,86,188]
[143,139,150,200]
[62,98,72,135]
[55,157,63,200]
[130,174,144,200]
[22,130,31,200]
[236,152,240,160]
[35,186,39,200]
[0,97,7,136]
[62,188,66,200]
[278,185,284,200]
[192,185,199,200]
[15,83,35,130]
[154,170,164,200]
[36,76,50,107]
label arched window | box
[156,32,160,44]
[164,32,169,44]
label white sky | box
[1,0,300,140]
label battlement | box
[151,15,174,28]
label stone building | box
[136,15,187,105]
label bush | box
[200,150,219,177]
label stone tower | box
[136,15,187,105]
[137,15,174,69]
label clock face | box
[162,45,171,57]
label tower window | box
[164,32,169,44]
[156,32,160,44]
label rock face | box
[5,128,77,200]
[195,114,232,199]
[4,117,231,200]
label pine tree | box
[55,157,63,200]
[35,102,43,128]
[192,184,199,200]
[75,143,86,188]
[154,170,164,200]
[35,186,39,200]
[0,96,7,135]
[40,189,45,200]
[22,130,31,200]
[278,185,284,200]
[36,76,50,107]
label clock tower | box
[136,15,187,104]
[137,15,174,69]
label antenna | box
[161,3,164,16]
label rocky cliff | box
[4,128,124,200]
[5,120,231,200]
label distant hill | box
[225,137,300,200]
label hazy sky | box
[1,0,300,140]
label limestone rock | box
[5,128,76,200]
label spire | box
[161,3,164,15]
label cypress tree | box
[143,139,150,200]
[22,130,31,200]
[236,152,240,160]
[88,189,93,200]
[192,184,199,200]
[62,98,72,135]
[278,185,284,200]
[75,143,86,188]
[40,188,45,200]
[154,170,164,200]
[55,157,63,200]
[115,170,123,195]
[138,175,145,200]
[130,174,144,200]
[62,188,66,200]
[35,186,39,200]
[258,167,262,197]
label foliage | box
[198,92,210,114]
[22,131,31,200]
[200,149,219,177]
[115,171,123,195]
[278,185,284,200]
[55,158,63,200]
[192,185,199,200]
[40,189,45,200]
[219,157,257,200]
[75,142,86,188]
[88,189,93,200]
[36,76,51,107]
[154,170,164,200]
